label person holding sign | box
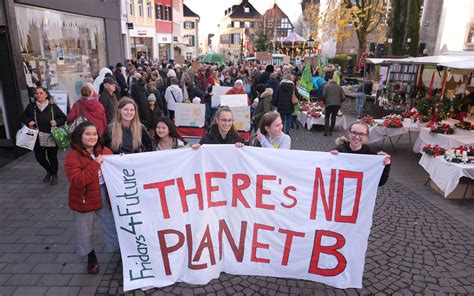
[255,112,291,149]
[193,106,245,148]
[331,121,391,186]
[154,117,188,150]
[64,121,119,274]
[102,98,153,154]
[226,79,247,96]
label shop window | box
[15,5,107,104]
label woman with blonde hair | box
[102,97,153,154]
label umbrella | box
[202,53,226,65]
[283,32,306,43]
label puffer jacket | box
[64,145,112,213]
[272,79,295,115]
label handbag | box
[50,105,70,149]
[34,107,56,148]
[291,92,299,105]
[68,101,87,135]
[15,125,38,150]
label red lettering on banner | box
[218,219,247,261]
[256,175,276,210]
[309,168,336,221]
[278,228,305,266]
[281,186,297,208]
[205,172,228,208]
[144,179,175,219]
[308,230,347,276]
[231,174,251,208]
[251,223,275,263]
[185,224,207,270]
[335,170,363,223]
[193,225,216,266]
[157,229,185,275]
[177,174,204,213]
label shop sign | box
[138,30,147,36]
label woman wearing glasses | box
[331,121,391,186]
[193,106,245,148]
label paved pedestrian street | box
[1,103,474,296]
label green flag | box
[334,70,341,85]
[301,63,313,93]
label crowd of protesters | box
[21,56,390,274]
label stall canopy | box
[366,52,474,69]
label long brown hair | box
[110,97,143,152]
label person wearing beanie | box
[258,64,274,85]
[146,93,163,135]
[226,79,247,96]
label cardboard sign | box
[191,62,201,73]
[211,86,232,108]
[255,51,272,64]
[49,90,68,115]
[219,94,248,107]
[101,146,385,291]
[174,103,206,127]
[230,106,251,131]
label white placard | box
[101,146,385,291]
[211,86,232,108]
[49,90,68,115]
[220,94,248,107]
[174,103,206,127]
[230,106,251,131]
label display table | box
[298,111,347,130]
[367,120,419,150]
[413,127,474,153]
[419,153,474,199]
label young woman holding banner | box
[192,106,245,149]
[330,121,391,186]
[154,117,188,150]
[102,98,153,154]
[254,112,291,149]
[64,121,119,274]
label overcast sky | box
[183,0,303,47]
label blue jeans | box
[356,92,366,118]
[281,113,293,135]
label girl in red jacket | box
[64,121,119,274]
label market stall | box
[413,127,474,153]
[297,101,347,130]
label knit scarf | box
[36,100,49,112]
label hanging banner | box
[102,146,384,292]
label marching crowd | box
[21,59,390,274]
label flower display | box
[430,123,454,134]
[444,147,472,164]
[455,122,473,131]
[359,115,375,126]
[401,108,417,119]
[382,114,403,128]
[422,144,446,156]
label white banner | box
[102,146,384,291]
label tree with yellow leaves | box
[319,0,389,60]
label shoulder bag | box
[35,106,56,148]
[68,100,88,135]
[50,105,70,149]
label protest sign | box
[50,90,68,115]
[230,106,251,131]
[220,94,248,107]
[174,103,206,127]
[211,86,232,108]
[102,146,384,291]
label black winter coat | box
[200,125,244,145]
[272,80,295,115]
[131,83,149,126]
[22,102,67,133]
[335,141,390,187]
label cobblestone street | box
[0,99,473,295]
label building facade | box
[182,4,200,61]
[171,0,184,63]
[0,0,123,147]
[127,0,156,60]
[155,0,173,61]
[218,0,261,62]
[262,4,294,44]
